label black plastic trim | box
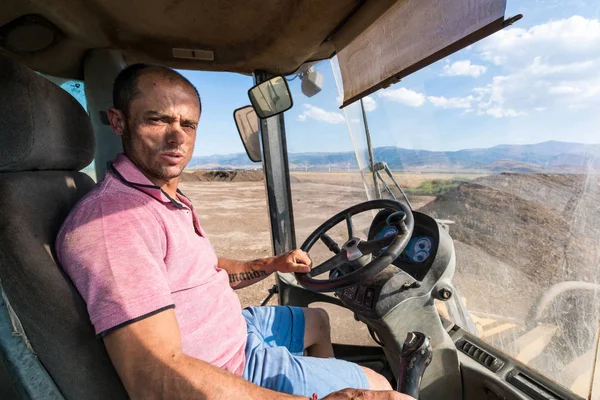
[456,338,505,373]
[507,370,567,400]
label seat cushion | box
[0,171,128,400]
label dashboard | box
[375,225,434,263]
[335,210,452,317]
[368,210,440,281]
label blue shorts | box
[242,306,369,397]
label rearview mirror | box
[233,105,261,162]
[247,76,293,119]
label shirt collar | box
[109,153,186,209]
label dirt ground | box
[291,171,484,189]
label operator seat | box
[0,54,128,399]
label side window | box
[40,74,87,110]
[58,80,87,111]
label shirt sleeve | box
[56,194,173,336]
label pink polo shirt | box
[56,154,247,375]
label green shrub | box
[405,178,466,196]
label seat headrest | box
[0,54,95,172]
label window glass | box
[333,0,600,396]
[59,80,87,110]
[284,59,378,346]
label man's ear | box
[107,108,126,137]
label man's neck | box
[160,180,180,199]
[125,155,181,199]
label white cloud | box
[549,85,582,95]
[428,95,474,109]
[485,107,526,118]
[378,87,425,107]
[479,16,600,68]
[473,76,528,118]
[442,60,487,77]
[473,16,600,116]
[526,57,596,76]
[297,104,345,124]
[362,96,377,112]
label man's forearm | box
[143,353,299,400]
[104,310,303,400]
[218,258,274,289]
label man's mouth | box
[160,151,185,164]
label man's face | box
[112,73,200,186]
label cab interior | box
[0,1,592,399]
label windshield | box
[287,0,600,397]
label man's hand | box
[270,249,312,274]
[323,389,415,400]
[219,249,311,289]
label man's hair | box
[112,63,201,116]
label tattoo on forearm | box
[229,270,268,283]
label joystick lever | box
[396,331,432,399]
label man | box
[56,64,413,399]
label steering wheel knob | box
[342,238,363,261]
[386,211,407,233]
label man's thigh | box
[242,305,305,354]
[242,306,369,397]
[243,344,369,397]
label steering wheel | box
[295,200,414,292]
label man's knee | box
[302,307,331,346]
[360,366,393,391]
[314,307,331,334]
[307,307,331,336]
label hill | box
[189,141,600,172]
[420,172,599,285]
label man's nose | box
[166,123,186,145]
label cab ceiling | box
[0,0,364,79]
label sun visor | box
[335,0,509,107]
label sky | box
[61,0,600,157]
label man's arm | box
[103,308,413,400]
[218,249,311,289]
[103,308,297,400]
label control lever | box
[386,211,407,234]
[397,332,432,399]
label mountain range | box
[189,141,600,173]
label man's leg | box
[302,307,334,358]
[244,343,391,397]
[242,306,393,396]
[360,366,393,390]
[302,308,391,389]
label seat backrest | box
[0,54,128,399]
